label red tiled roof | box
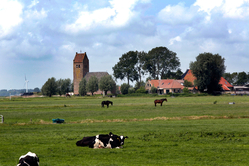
[73,52,87,63]
[219,77,233,88]
[183,69,233,91]
[150,80,160,88]
[150,79,184,89]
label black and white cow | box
[76,132,128,149]
[17,152,39,166]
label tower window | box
[76,65,80,68]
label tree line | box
[223,72,249,86]
[112,47,230,94]
[112,46,182,87]
[41,75,116,97]
[41,45,247,97]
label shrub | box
[136,87,147,93]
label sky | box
[1,0,249,90]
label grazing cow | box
[17,152,39,166]
[76,132,128,149]
[154,98,167,107]
[101,100,113,108]
[65,93,71,97]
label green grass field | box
[1,95,249,166]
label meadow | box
[1,95,249,166]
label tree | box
[56,78,72,96]
[151,86,157,94]
[190,52,225,93]
[99,75,116,95]
[223,72,238,85]
[161,68,183,79]
[120,83,130,95]
[236,71,248,85]
[183,80,193,87]
[86,76,98,95]
[112,51,138,85]
[33,87,40,93]
[136,51,147,85]
[142,46,180,79]
[41,77,57,97]
[136,86,147,93]
[183,87,190,93]
[79,78,87,96]
[134,81,146,90]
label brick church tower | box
[73,52,89,95]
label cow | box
[76,132,128,149]
[17,152,39,166]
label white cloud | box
[169,36,181,45]
[194,0,249,19]
[157,3,199,25]
[25,8,48,20]
[194,0,223,13]
[28,0,39,9]
[0,0,23,37]
[64,0,139,33]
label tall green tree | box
[99,75,116,95]
[142,46,180,79]
[78,78,87,96]
[120,83,130,95]
[161,68,183,79]
[136,51,147,85]
[86,76,99,95]
[190,52,225,93]
[41,77,57,97]
[56,78,72,96]
[112,51,138,85]
[236,71,248,85]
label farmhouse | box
[182,69,234,91]
[145,69,233,94]
[73,52,116,95]
[145,79,184,94]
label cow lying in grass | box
[17,152,39,166]
[76,132,128,149]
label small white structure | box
[0,115,3,123]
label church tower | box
[73,52,89,95]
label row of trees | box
[78,75,115,96]
[113,46,228,93]
[41,75,116,97]
[112,46,182,87]
[223,72,249,85]
[41,78,73,97]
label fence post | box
[0,115,3,123]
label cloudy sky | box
[1,0,249,90]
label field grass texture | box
[1,95,249,165]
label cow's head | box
[109,132,128,147]
[17,152,39,166]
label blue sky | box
[1,0,249,90]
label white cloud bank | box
[0,0,249,90]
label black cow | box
[76,132,128,149]
[17,152,39,166]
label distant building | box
[73,52,115,95]
[145,79,184,94]
[182,69,234,91]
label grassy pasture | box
[1,95,249,165]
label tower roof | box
[73,52,88,63]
